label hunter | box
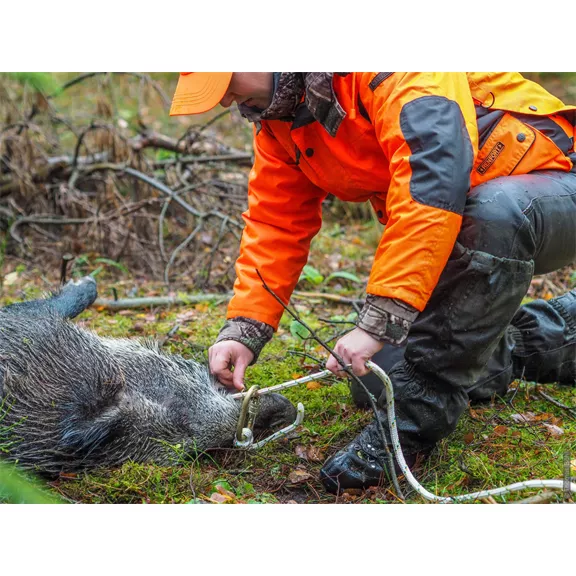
[170,72,576,493]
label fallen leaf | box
[143,313,156,323]
[306,446,325,462]
[194,302,210,313]
[215,484,235,499]
[469,408,483,421]
[341,492,360,502]
[493,425,508,436]
[542,423,564,437]
[3,272,19,286]
[291,373,303,380]
[532,412,555,422]
[209,492,232,504]
[108,319,118,325]
[342,488,363,497]
[176,310,196,323]
[288,469,313,484]
[510,412,537,424]
[118,310,134,316]
[294,445,308,460]
[463,432,474,444]
[132,322,145,332]
[306,381,322,390]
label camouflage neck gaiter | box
[238,72,348,137]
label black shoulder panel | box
[400,95,473,215]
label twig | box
[53,72,171,108]
[516,491,559,504]
[89,291,365,311]
[537,389,576,420]
[153,153,253,167]
[9,199,159,243]
[255,269,404,500]
[164,218,204,284]
[293,291,365,306]
[93,294,229,310]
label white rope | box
[234,362,576,503]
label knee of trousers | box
[458,176,536,260]
[377,360,470,452]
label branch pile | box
[0,73,252,290]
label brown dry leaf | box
[343,488,363,497]
[532,412,555,422]
[288,469,313,484]
[143,313,156,323]
[209,492,232,504]
[306,446,325,462]
[306,381,322,390]
[194,302,210,313]
[291,373,303,380]
[468,408,483,421]
[294,445,308,460]
[96,306,106,312]
[176,310,196,323]
[118,310,134,316]
[463,432,475,444]
[493,425,508,436]
[341,492,360,502]
[511,430,521,438]
[215,484,236,499]
[132,322,145,333]
[542,423,564,437]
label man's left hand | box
[326,327,384,377]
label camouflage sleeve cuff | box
[215,316,274,363]
[357,295,419,346]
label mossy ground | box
[1,222,575,504]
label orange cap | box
[169,72,233,116]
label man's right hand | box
[208,340,254,391]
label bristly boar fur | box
[0,277,295,476]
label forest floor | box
[2,219,575,504]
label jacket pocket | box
[471,113,535,186]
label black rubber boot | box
[512,289,576,385]
[320,412,419,494]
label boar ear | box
[60,408,124,456]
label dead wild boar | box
[0,277,295,475]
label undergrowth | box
[1,223,575,504]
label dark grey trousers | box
[353,170,576,454]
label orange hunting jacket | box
[227,72,576,329]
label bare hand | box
[208,341,254,391]
[326,328,384,377]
